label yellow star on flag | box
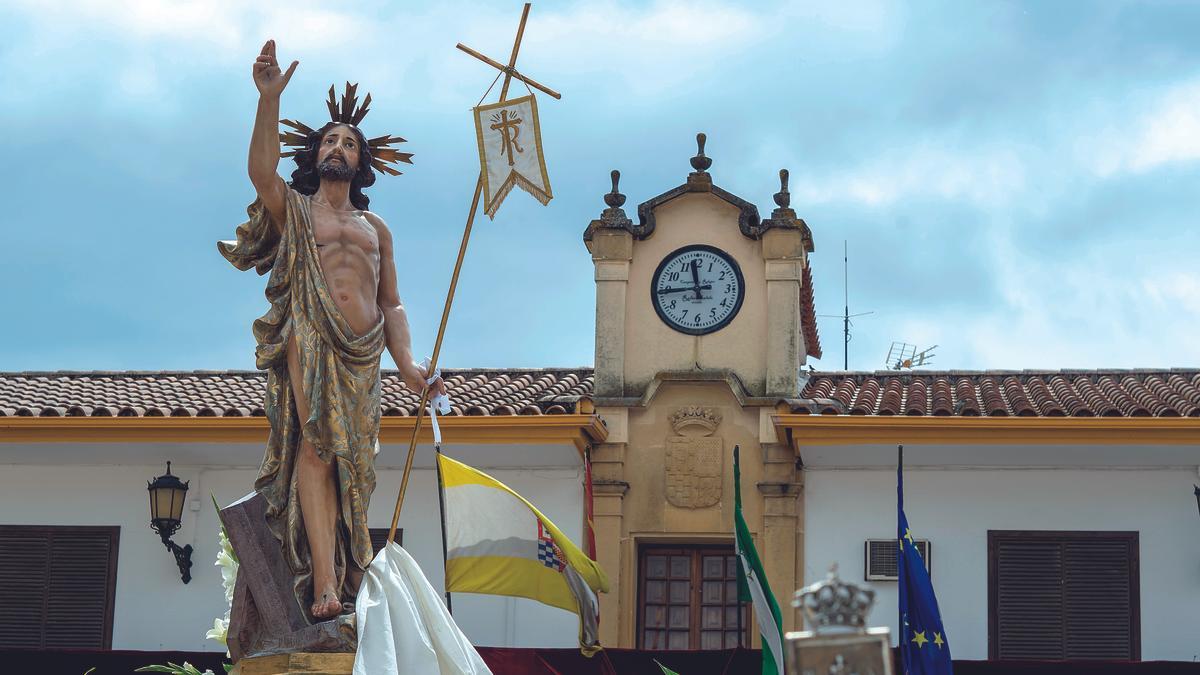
[904,527,915,546]
[911,630,929,648]
[933,632,945,649]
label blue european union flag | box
[898,445,953,675]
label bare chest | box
[310,209,380,255]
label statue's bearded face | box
[316,124,360,182]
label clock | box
[651,244,745,335]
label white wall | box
[0,459,585,652]
[803,467,1200,661]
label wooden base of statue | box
[222,492,358,663]
[229,652,355,675]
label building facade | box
[2,137,1199,662]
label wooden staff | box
[386,3,537,547]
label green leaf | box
[134,663,206,674]
[223,664,233,673]
[654,659,682,675]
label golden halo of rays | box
[279,82,414,177]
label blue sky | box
[2,0,1198,372]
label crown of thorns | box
[279,82,413,176]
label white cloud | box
[517,1,766,96]
[945,233,1200,368]
[787,142,1028,207]
[1081,79,1200,177]
[5,0,367,54]
[0,0,783,116]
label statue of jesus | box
[220,39,446,622]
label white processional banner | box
[473,95,553,219]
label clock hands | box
[690,259,703,300]
[658,285,712,295]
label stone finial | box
[690,132,713,173]
[598,168,632,227]
[769,167,797,221]
[604,169,626,208]
[774,169,791,209]
[760,167,812,250]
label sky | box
[1,0,1198,373]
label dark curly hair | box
[288,122,376,210]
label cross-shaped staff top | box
[456,2,562,103]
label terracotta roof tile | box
[0,369,593,419]
[4,368,1199,420]
[801,266,822,359]
[797,370,1200,418]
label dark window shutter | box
[0,526,119,649]
[0,531,52,648]
[994,539,1064,660]
[1063,538,1136,659]
[369,528,402,555]
[990,531,1139,661]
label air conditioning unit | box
[864,538,931,581]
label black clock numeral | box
[707,262,713,272]
[725,283,732,293]
[681,310,689,319]
[669,300,676,309]
[694,315,702,325]
[710,308,718,318]
[667,272,680,281]
[720,298,727,307]
[719,271,726,280]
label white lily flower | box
[205,616,229,645]
[207,526,239,647]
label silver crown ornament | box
[785,566,892,675]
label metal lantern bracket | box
[161,536,194,585]
[147,461,194,584]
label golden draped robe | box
[219,188,385,620]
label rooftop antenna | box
[886,342,937,370]
[818,240,873,370]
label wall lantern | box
[148,461,193,584]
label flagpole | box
[435,443,453,613]
[385,1,533,544]
[735,445,744,647]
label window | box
[369,528,403,555]
[638,545,747,650]
[0,525,120,649]
[988,531,1139,661]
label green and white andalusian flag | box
[733,445,784,675]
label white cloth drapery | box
[354,543,492,675]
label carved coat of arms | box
[665,407,723,509]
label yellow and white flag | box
[438,453,608,655]
[472,95,553,219]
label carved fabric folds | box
[218,188,386,621]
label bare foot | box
[312,586,341,620]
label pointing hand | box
[253,39,299,99]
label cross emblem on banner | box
[489,109,524,166]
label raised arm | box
[249,40,298,228]
[371,215,446,397]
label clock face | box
[651,244,745,335]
